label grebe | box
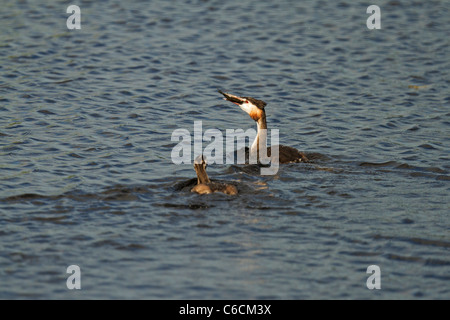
[219,90,309,164]
[191,155,238,195]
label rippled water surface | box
[1,0,449,299]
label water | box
[0,0,449,299]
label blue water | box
[0,0,449,299]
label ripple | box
[31,215,71,225]
[37,109,56,115]
[419,143,438,150]
[359,161,398,167]
[387,254,450,267]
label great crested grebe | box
[219,90,309,164]
[191,155,238,195]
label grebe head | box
[193,154,211,184]
[194,154,207,169]
[219,90,266,122]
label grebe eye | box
[245,100,249,104]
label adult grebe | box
[219,90,309,164]
[191,155,238,195]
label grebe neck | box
[195,166,211,184]
[250,112,268,161]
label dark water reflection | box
[0,0,449,299]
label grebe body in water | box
[191,155,238,195]
[219,91,309,164]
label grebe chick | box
[191,155,238,195]
[219,90,309,164]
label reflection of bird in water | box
[191,155,238,195]
[219,90,309,164]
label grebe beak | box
[218,90,245,106]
